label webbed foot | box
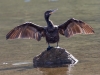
[47,46,53,51]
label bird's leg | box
[47,43,53,51]
[56,42,60,48]
[48,43,51,48]
[47,43,51,51]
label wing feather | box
[6,22,44,41]
[58,18,94,37]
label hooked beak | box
[50,9,58,14]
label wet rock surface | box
[33,47,78,67]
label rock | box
[33,47,78,67]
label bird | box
[6,9,94,50]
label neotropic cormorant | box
[6,9,94,50]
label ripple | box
[12,62,32,65]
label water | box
[1,57,100,75]
[24,0,31,2]
[1,61,73,75]
[0,0,100,75]
[49,0,58,2]
[12,62,32,65]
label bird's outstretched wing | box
[58,18,94,37]
[6,22,45,41]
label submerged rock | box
[33,47,78,67]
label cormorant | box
[6,9,94,50]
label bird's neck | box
[45,16,54,28]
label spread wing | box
[58,18,94,37]
[6,22,45,41]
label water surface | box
[0,0,100,75]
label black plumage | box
[6,9,94,49]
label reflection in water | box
[0,61,74,75]
[37,65,73,75]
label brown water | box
[0,61,72,75]
[0,0,100,75]
[0,59,100,75]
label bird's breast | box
[45,27,59,43]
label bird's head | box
[44,9,58,18]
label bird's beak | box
[50,9,58,14]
